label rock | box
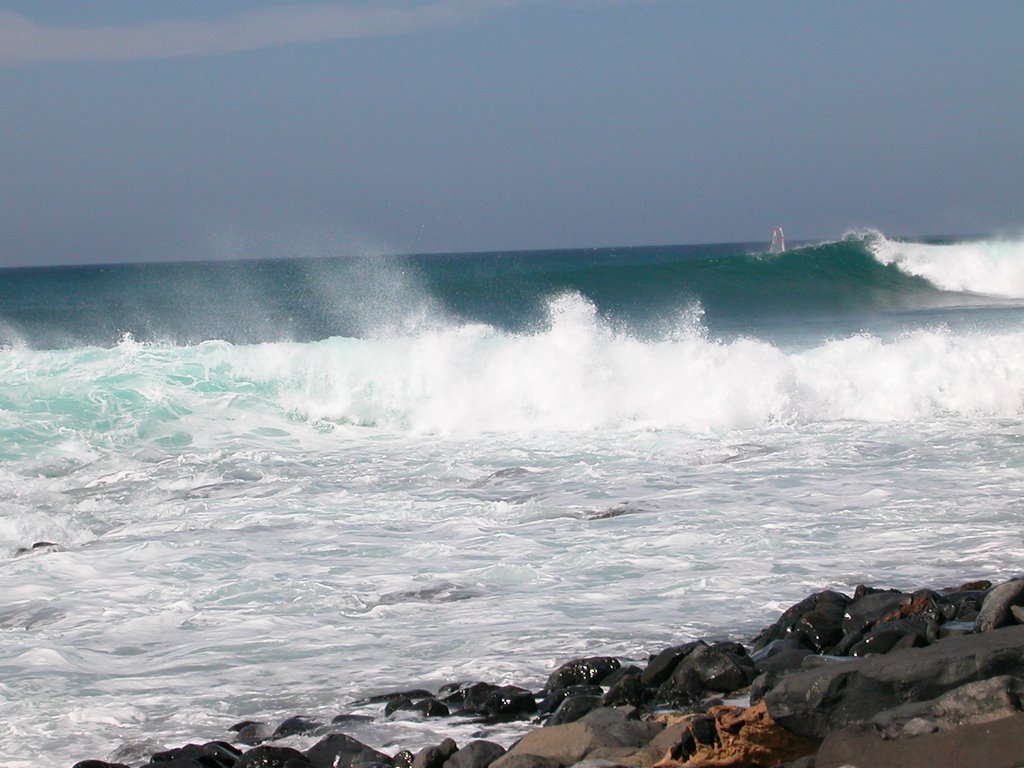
[492,706,662,768]
[545,695,603,726]
[304,733,393,768]
[650,701,817,768]
[489,757,561,768]
[14,541,61,556]
[384,696,450,718]
[814,713,1024,768]
[272,717,323,740]
[545,657,621,691]
[753,590,851,651]
[442,741,506,768]
[655,643,755,705]
[602,668,649,708]
[764,624,1024,740]
[870,675,1024,738]
[230,721,273,746]
[150,741,242,767]
[975,578,1024,631]
[477,685,537,721]
[641,643,704,687]
[411,738,458,768]
[538,685,604,715]
[443,682,499,711]
[840,590,908,637]
[72,762,131,768]
[236,745,313,767]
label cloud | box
[0,1,528,64]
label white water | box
[3,287,1024,766]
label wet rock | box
[545,657,621,691]
[442,682,499,712]
[442,741,506,768]
[304,733,393,768]
[840,590,907,637]
[72,762,131,768]
[230,721,274,746]
[272,717,323,740]
[151,741,242,766]
[602,668,649,708]
[411,738,457,768]
[538,684,604,715]
[477,685,537,721]
[236,745,313,767]
[384,696,450,718]
[641,642,704,687]
[545,695,603,726]
[14,541,61,556]
[765,624,1024,740]
[655,643,755,705]
[975,578,1024,631]
[753,590,851,652]
[488,757,560,768]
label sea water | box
[2,231,1024,765]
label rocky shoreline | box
[72,576,1024,768]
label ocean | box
[2,230,1023,765]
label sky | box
[1,1,1022,267]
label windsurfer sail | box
[769,226,786,253]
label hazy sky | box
[1,1,1022,267]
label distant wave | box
[862,230,1024,298]
[2,233,1023,349]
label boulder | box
[442,741,506,768]
[150,741,242,767]
[641,643,704,687]
[236,745,313,767]
[765,624,1024,740]
[753,590,851,651]
[492,706,662,768]
[411,738,458,768]
[304,733,394,768]
[545,694,603,726]
[545,657,621,691]
[655,643,755,705]
[272,717,323,740]
[975,578,1024,631]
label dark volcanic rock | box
[641,642,704,687]
[384,696,450,718]
[754,590,851,652]
[478,685,537,721]
[841,590,908,636]
[72,762,131,768]
[304,733,393,768]
[765,623,1024,740]
[544,657,621,691]
[230,721,273,746]
[442,682,499,712]
[545,694,603,725]
[441,740,506,768]
[235,745,313,767]
[151,741,242,766]
[602,667,649,708]
[975,578,1024,631]
[537,684,604,715]
[656,642,755,705]
[272,717,323,740]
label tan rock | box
[651,701,818,768]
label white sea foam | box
[2,295,1024,766]
[866,230,1024,298]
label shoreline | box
[71,574,1024,768]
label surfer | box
[770,226,786,253]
